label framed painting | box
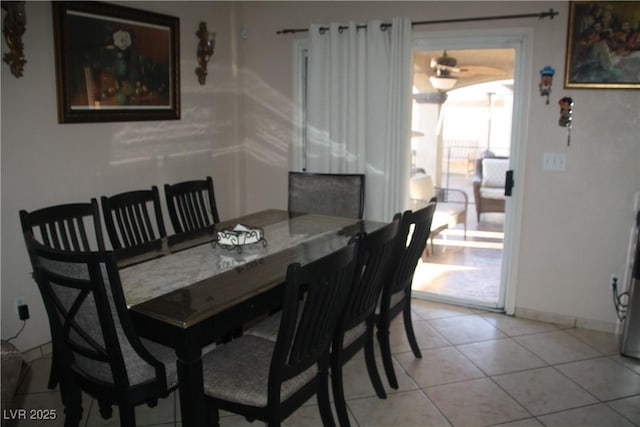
[564,1,640,89]
[53,1,180,123]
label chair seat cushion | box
[432,203,464,230]
[140,339,179,389]
[248,313,366,350]
[73,330,179,389]
[479,187,506,200]
[202,335,318,407]
[376,291,405,315]
[342,322,367,348]
[436,203,464,220]
[246,312,281,342]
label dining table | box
[117,209,387,426]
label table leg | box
[177,345,207,427]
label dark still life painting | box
[53,2,180,123]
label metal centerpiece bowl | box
[214,224,267,253]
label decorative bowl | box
[215,224,267,253]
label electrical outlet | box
[610,274,619,290]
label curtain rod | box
[276,8,558,34]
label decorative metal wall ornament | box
[1,1,27,78]
[195,22,215,85]
[539,66,555,104]
[559,97,574,146]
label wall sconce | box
[195,22,215,85]
[2,1,27,78]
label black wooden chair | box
[331,216,400,427]
[375,201,436,390]
[201,240,358,426]
[100,186,167,251]
[19,199,106,390]
[163,176,220,234]
[19,199,105,253]
[288,171,365,219]
[24,237,178,426]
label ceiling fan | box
[427,50,509,91]
[430,50,465,76]
[429,50,461,90]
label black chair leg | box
[47,371,58,389]
[58,375,82,427]
[266,409,282,427]
[98,400,113,419]
[364,328,386,399]
[331,359,350,427]
[317,370,336,427]
[206,406,220,427]
[376,323,398,389]
[118,404,136,427]
[48,349,58,389]
[403,302,422,358]
[47,359,58,389]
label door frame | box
[412,27,533,314]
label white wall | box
[2,1,639,353]
[516,2,640,331]
[238,1,640,331]
[1,1,242,351]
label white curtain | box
[305,17,413,222]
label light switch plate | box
[543,152,567,172]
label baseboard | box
[515,306,621,335]
[21,341,52,363]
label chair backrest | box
[24,237,168,393]
[20,199,105,252]
[480,157,509,189]
[339,216,400,334]
[288,172,365,219]
[384,202,437,300]
[100,187,166,250]
[270,240,358,386]
[164,176,220,234]
[409,174,436,202]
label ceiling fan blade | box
[456,65,506,76]
[433,63,462,73]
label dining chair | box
[288,171,365,219]
[19,199,105,253]
[100,186,167,251]
[163,176,220,234]
[200,240,358,427]
[24,236,178,427]
[19,199,106,390]
[376,201,436,390]
[330,215,400,427]
[244,221,399,426]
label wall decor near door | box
[52,1,180,123]
[564,1,640,89]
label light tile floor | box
[8,299,640,426]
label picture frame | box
[564,1,640,89]
[52,1,180,123]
